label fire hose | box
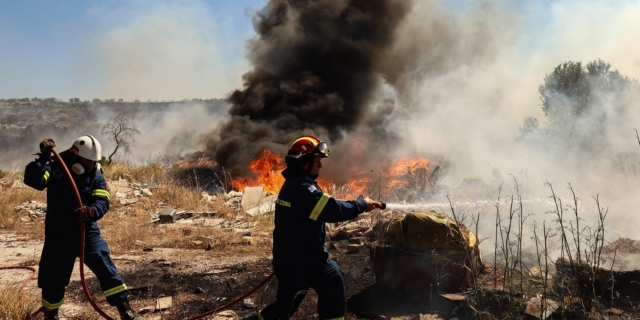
[52,148,277,319]
[3,147,275,319]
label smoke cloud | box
[206,0,414,178]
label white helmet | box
[70,135,102,161]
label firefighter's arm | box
[86,174,111,221]
[23,159,51,191]
[301,183,367,223]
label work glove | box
[39,138,56,158]
[74,206,95,223]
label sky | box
[3,0,640,246]
[0,0,265,101]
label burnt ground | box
[54,239,443,320]
[4,232,640,319]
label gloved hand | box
[74,206,95,223]
[363,197,383,212]
[39,138,56,157]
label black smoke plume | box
[206,0,412,177]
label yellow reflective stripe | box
[42,297,65,310]
[292,137,318,148]
[326,317,344,320]
[92,189,110,200]
[104,283,127,297]
[258,309,264,320]
[309,193,331,221]
[43,171,50,184]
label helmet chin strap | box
[304,155,319,179]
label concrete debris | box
[107,179,155,205]
[246,201,275,216]
[224,197,242,207]
[14,200,47,219]
[155,296,172,311]
[224,191,243,200]
[241,186,264,210]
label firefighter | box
[23,136,141,320]
[244,135,382,320]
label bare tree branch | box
[101,109,140,166]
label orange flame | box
[231,149,285,194]
[231,150,433,198]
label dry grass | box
[0,284,39,320]
[0,171,46,231]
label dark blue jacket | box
[23,153,110,241]
[272,168,367,272]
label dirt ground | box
[0,231,446,320]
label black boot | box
[42,308,59,320]
[115,299,141,320]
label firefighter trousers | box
[260,259,346,320]
[38,234,129,310]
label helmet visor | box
[314,142,330,157]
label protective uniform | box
[250,135,368,320]
[23,136,137,320]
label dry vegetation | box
[1,162,639,319]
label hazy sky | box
[0,0,265,100]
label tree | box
[101,110,140,166]
[539,59,636,123]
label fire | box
[232,149,285,194]
[233,150,434,198]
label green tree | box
[539,59,636,123]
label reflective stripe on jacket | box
[24,155,110,240]
[272,168,366,271]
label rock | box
[138,306,154,314]
[159,209,177,223]
[212,310,239,320]
[524,296,558,320]
[118,198,138,205]
[194,287,204,294]
[201,191,216,202]
[243,298,257,309]
[155,296,172,311]
[141,188,153,196]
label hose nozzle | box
[379,201,386,210]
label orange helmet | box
[286,135,330,160]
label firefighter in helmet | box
[23,135,141,320]
[243,135,383,320]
